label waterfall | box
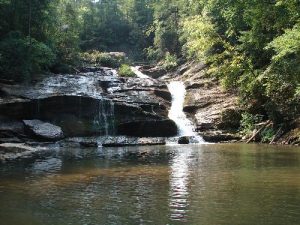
[167,81,205,143]
[131,66,151,79]
[94,99,115,136]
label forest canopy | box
[0,0,299,122]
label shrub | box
[0,32,55,82]
[162,52,178,71]
[218,109,242,130]
[240,112,263,135]
[260,127,275,143]
[118,64,135,77]
[81,51,127,68]
[145,46,162,61]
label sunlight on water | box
[169,148,195,221]
[167,81,205,143]
[1,145,300,225]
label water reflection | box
[1,144,300,225]
[31,158,62,174]
[169,147,197,221]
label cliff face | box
[160,61,242,142]
[0,67,177,143]
[158,61,299,145]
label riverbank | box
[0,59,299,163]
[0,61,204,162]
[140,61,300,146]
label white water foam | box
[131,66,205,144]
[167,81,205,144]
[131,66,151,79]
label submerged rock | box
[64,136,167,147]
[102,136,166,147]
[23,120,64,141]
[0,143,47,162]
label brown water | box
[1,144,300,225]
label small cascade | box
[131,66,151,79]
[167,81,205,144]
[94,99,115,136]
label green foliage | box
[181,15,220,61]
[240,112,262,135]
[266,24,300,62]
[96,54,120,68]
[145,46,161,61]
[260,127,275,143]
[0,32,55,82]
[172,0,300,123]
[81,51,127,68]
[118,64,135,77]
[219,109,242,129]
[161,52,178,70]
[148,1,181,58]
[79,0,154,58]
[0,0,299,128]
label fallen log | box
[247,120,271,144]
[269,127,283,145]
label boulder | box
[23,120,64,141]
[178,136,190,144]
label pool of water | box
[1,144,300,225]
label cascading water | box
[94,99,115,136]
[131,66,151,79]
[167,81,205,143]
[131,66,204,143]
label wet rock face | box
[0,120,25,136]
[0,67,174,138]
[64,136,167,147]
[23,120,64,141]
[102,136,166,147]
[117,119,178,137]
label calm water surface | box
[1,144,300,225]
